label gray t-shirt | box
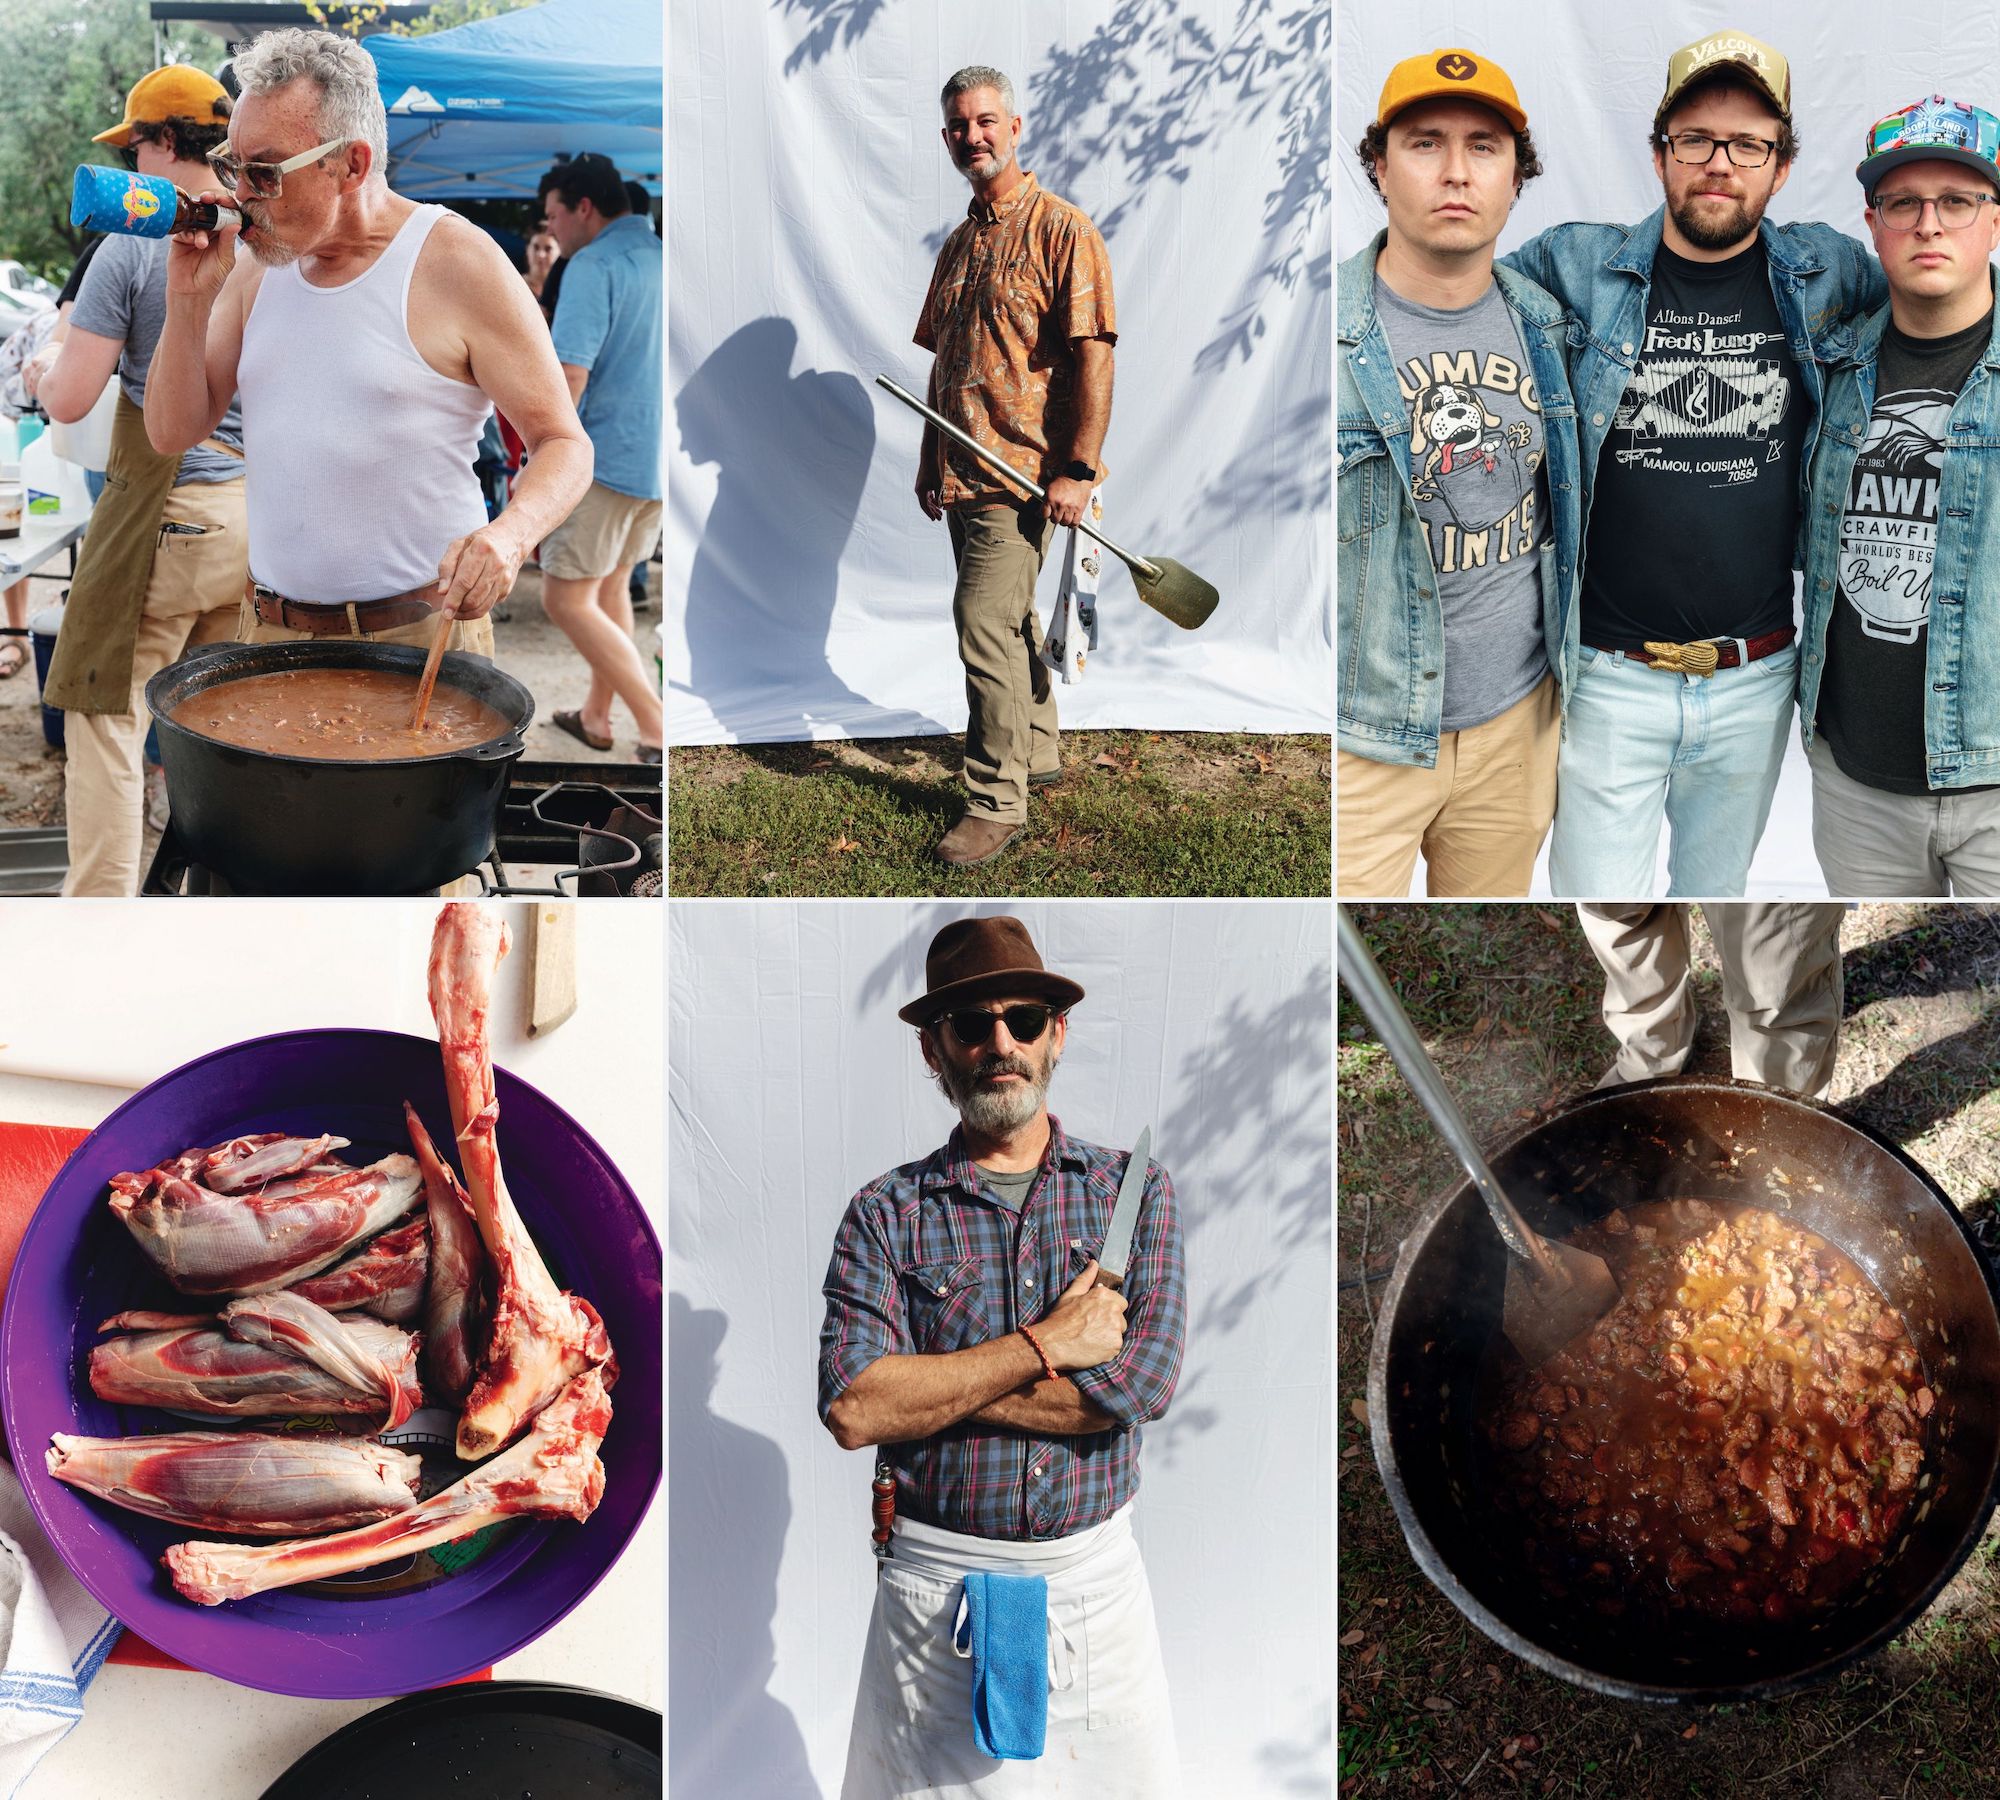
[70,232,244,486]
[978,1165,1038,1211]
[1373,274,1549,731]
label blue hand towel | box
[953,1569,1048,1760]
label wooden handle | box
[527,904,578,1039]
[407,609,450,731]
[871,1458,896,1560]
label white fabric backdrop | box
[668,0,1331,745]
[1335,2,1983,897]
[667,901,1332,1796]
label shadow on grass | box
[736,741,963,827]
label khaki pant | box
[948,502,1058,825]
[64,478,247,897]
[1578,903,1847,1100]
[231,599,495,659]
[1337,676,1559,897]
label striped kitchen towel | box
[0,1456,116,1797]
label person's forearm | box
[827,1331,1045,1450]
[970,1377,1117,1435]
[488,431,593,555]
[145,292,220,454]
[1063,340,1113,470]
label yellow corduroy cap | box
[92,63,230,147]
[1376,48,1527,135]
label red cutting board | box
[0,1119,488,1683]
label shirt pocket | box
[1337,430,1398,547]
[899,1256,994,1353]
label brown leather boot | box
[935,813,1019,867]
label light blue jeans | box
[1548,644,1798,898]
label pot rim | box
[1363,1074,2000,1703]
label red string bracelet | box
[1018,1324,1058,1384]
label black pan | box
[146,639,532,896]
[1366,1077,2000,1700]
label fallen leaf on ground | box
[830,835,861,853]
[1423,1696,1453,1713]
[1349,1398,1370,1424]
[1681,1724,1699,1740]
[1339,1629,1365,1646]
[1535,908,1563,930]
[1093,753,1122,770]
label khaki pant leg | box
[1423,676,1560,897]
[1336,743,1453,897]
[1577,904,1697,1085]
[948,505,1055,825]
[1707,904,1846,1100]
[63,479,248,897]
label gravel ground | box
[0,558,661,875]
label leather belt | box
[1588,625,1796,677]
[246,577,437,637]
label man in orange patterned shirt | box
[915,64,1117,867]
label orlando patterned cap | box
[1654,29,1792,135]
[1375,48,1526,134]
[1856,96,2000,195]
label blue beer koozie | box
[953,1570,1048,1761]
[71,165,183,239]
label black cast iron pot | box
[1366,1077,2000,1701]
[145,640,532,896]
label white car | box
[0,261,58,306]
[0,287,50,344]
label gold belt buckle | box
[1642,639,1721,677]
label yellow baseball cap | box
[92,63,230,147]
[1376,48,1527,135]
[1655,29,1792,134]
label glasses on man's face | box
[1659,131,1779,169]
[205,136,351,200]
[938,1004,1057,1049]
[1872,190,2000,231]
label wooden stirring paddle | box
[408,608,451,731]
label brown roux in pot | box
[169,668,512,760]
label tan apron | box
[44,394,239,716]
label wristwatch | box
[1060,460,1097,482]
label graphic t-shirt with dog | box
[1375,275,1550,732]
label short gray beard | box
[934,1043,1059,1135]
[957,142,1016,188]
[241,221,301,267]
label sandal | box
[0,639,25,680]
[551,708,613,753]
[633,743,662,766]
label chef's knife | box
[1093,1125,1152,1291]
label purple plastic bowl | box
[0,1028,661,1699]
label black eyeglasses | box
[937,1004,1058,1048]
[1658,131,1779,169]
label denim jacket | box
[1501,209,1885,573]
[1799,298,2000,787]
[1337,232,1581,767]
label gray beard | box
[957,144,1016,188]
[935,1046,1057,1135]
[240,219,300,266]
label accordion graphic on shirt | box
[1614,357,1789,441]
[1838,386,1949,644]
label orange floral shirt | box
[915,173,1117,508]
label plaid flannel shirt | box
[818,1116,1185,1541]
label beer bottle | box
[70,165,241,241]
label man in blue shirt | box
[537,153,662,764]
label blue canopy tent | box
[363,0,661,200]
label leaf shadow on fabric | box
[667,1292,823,1800]
[676,316,944,742]
[773,0,886,75]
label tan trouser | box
[948,502,1058,825]
[1578,903,1847,1099]
[63,478,247,897]
[1337,676,1560,897]
[231,599,495,659]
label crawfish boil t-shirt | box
[1373,275,1550,732]
[1816,308,1993,795]
[1582,239,1805,651]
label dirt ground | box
[1340,903,2000,1798]
[0,559,661,869]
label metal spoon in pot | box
[1338,907,1620,1368]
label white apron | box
[839,1502,1180,1799]
[1039,485,1105,686]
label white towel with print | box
[0,1456,117,1797]
[1039,485,1105,686]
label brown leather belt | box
[1588,625,1795,677]
[246,577,438,637]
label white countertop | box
[0,899,662,1798]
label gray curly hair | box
[941,65,1016,116]
[232,27,389,174]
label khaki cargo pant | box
[1337,676,1560,897]
[1578,903,1847,1099]
[947,501,1059,826]
[63,477,247,897]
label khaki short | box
[229,600,495,659]
[540,481,662,581]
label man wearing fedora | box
[818,915,1185,1796]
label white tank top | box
[239,203,491,602]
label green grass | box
[668,730,1330,896]
[1339,904,2000,1798]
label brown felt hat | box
[897,916,1086,1026]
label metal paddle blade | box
[1129,556,1219,630]
[1501,1237,1622,1370]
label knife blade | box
[1093,1125,1152,1291]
